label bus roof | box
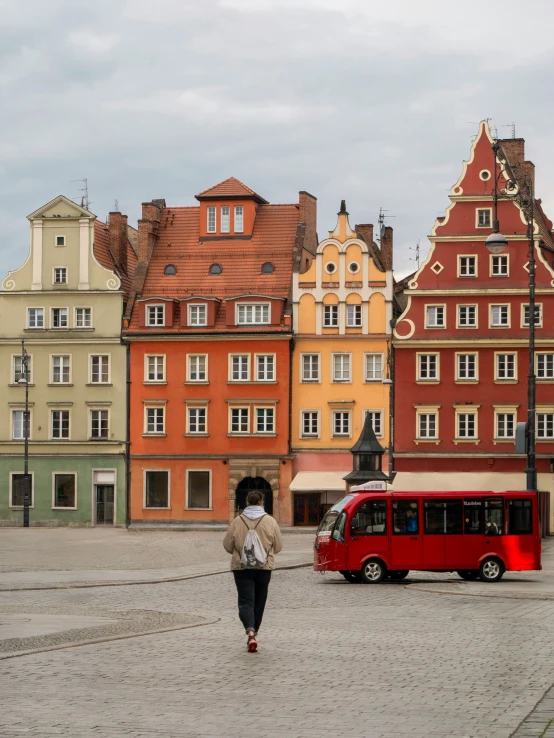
[347,490,536,498]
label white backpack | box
[239,515,268,569]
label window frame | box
[455,408,478,441]
[416,409,439,440]
[144,354,166,383]
[53,266,68,285]
[364,353,383,382]
[495,352,517,381]
[255,406,275,434]
[536,352,554,380]
[457,304,478,328]
[51,354,71,385]
[12,353,33,384]
[50,307,69,329]
[229,406,250,434]
[234,205,244,233]
[425,304,446,329]
[229,354,250,382]
[490,254,509,277]
[235,302,270,325]
[494,409,516,440]
[346,303,362,327]
[255,353,276,382]
[220,205,230,234]
[9,471,35,509]
[476,207,492,228]
[144,405,166,435]
[187,354,208,383]
[301,353,320,383]
[11,408,31,441]
[186,405,208,435]
[417,352,439,382]
[522,303,543,328]
[331,353,352,383]
[455,352,478,382]
[146,304,166,327]
[50,409,71,440]
[52,471,78,510]
[300,409,320,439]
[457,255,478,278]
[90,408,110,440]
[186,469,212,510]
[537,411,554,440]
[90,354,110,384]
[207,206,216,233]
[55,235,66,247]
[27,307,45,329]
[323,304,339,327]
[363,409,384,438]
[74,307,93,328]
[143,469,171,509]
[489,304,510,328]
[332,409,351,438]
[188,303,207,327]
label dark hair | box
[246,490,264,507]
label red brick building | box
[123,178,316,526]
[393,121,554,529]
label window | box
[146,305,165,326]
[146,355,165,382]
[188,304,207,326]
[256,407,274,433]
[332,411,350,437]
[188,355,207,382]
[256,355,274,381]
[464,499,483,534]
[418,413,437,439]
[13,355,31,384]
[237,303,270,324]
[458,305,476,327]
[302,354,320,382]
[91,355,109,384]
[27,308,44,329]
[348,262,360,274]
[364,411,382,437]
[146,407,165,434]
[187,470,210,509]
[221,206,230,233]
[490,305,509,327]
[351,500,387,535]
[496,353,516,380]
[324,262,337,275]
[459,256,476,277]
[392,500,418,534]
[426,305,445,327]
[230,355,249,381]
[537,413,554,439]
[53,267,67,284]
[164,264,177,276]
[507,499,533,534]
[234,206,244,233]
[53,473,76,508]
[231,407,249,433]
[51,308,68,329]
[209,263,222,275]
[75,308,92,328]
[457,353,477,381]
[418,354,438,381]
[496,413,515,439]
[207,206,216,233]
[424,500,462,534]
[323,305,338,327]
[484,497,503,536]
[301,411,319,437]
[491,255,509,276]
[457,412,477,439]
[10,473,33,508]
[90,410,109,439]
[537,354,554,379]
[477,208,491,227]
[346,304,362,327]
[12,410,29,440]
[365,354,383,382]
[52,355,70,384]
[51,410,70,439]
[523,304,542,327]
[55,235,65,247]
[332,354,351,382]
[145,470,169,508]
[187,407,207,434]
[261,262,274,274]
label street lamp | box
[18,339,31,528]
[485,141,536,494]
[382,339,395,481]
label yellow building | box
[290,202,394,525]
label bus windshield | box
[317,496,354,533]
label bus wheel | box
[388,570,409,581]
[478,558,504,583]
[457,570,479,580]
[340,571,362,583]
[360,559,386,584]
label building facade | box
[124,179,316,527]
[0,196,135,526]
[393,121,554,530]
[290,203,394,525]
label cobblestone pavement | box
[2,557,554,738]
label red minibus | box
[314,490,541,583]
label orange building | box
[124,179,316,525]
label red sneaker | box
[247,636,258,653]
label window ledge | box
[10,506,35,510]
[301,435,320,439]
[23,328,46,332]
[494,380,518,384]
[492,439,515,444]
[301,380,321,384]
[184,381,209,385]
[184,433,210,438]
[86,383,113,387]
[142,507,171,511]
[536,439,554,443]
[416,380,440,385]
[142,433,167,437]
[331,380,352,384]
[453,439,481,444]
[227,381,278,385]
[48,328,70,332]
[364,379,384,384]
[227,432,277,438]
[537,379,554,384]
[414,439,441,445]
[144,381,167,386]
[332,435,352,439]
[88,437,110,442]
[454,380,479,384]
[185,507,213,511]
[8,383,35,388]
[47,383,73,387]
[52,507,77,511]
[70,328,94,332]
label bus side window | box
[331,511,347,542]
[424,500,462,534]
[507,499,533,534]
[484,498,504,536]
[393,500,419,534]
[351,500,387,535]
[463,499,483,534]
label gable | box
[28,195,95,221]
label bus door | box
[347,498,388,570]
[462,498,485,567]
[422,500,463,568]
[505,497,537,569]
[391,499,422,568]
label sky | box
[2,0,554,279]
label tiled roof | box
[94,220,137,299]
[195,177,267,203]
[126,203,300,333]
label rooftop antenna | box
[409,240,421,269]
[114,199,119,211]
[377,207,395,241]
[502,123,516,139]
[71,178,91,211]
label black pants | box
[232,569,272,634]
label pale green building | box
[0,196,135,526]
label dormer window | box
[234,206,244,233]
[221,206,230,233]
[261,262,274,274]
[237,303,269,325]
[164,264,177,276]
[54,267,67,285]
[147,305,165,326]
[209,264,222,275]
[188,304,207,326]
[207,206,216,233]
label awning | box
[391,472,526,492]
[290,471,350,492]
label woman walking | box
[223,490,283,652]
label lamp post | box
[485,142,536,493]
[18,339,31,527]
[382,340,394,481]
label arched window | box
[164,264,177,276]
[261,262,275,274]
[209,263,222,275]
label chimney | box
[381,226,393,271]
[298,191,317,253]
[108,211,128,272]
[500,139,535,193]
[355,223,374,248]
[137,200,164,262]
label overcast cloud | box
[2,0,554,278]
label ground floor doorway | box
[235,477,273,515]
[294,493,322,526]
[95,485,114,525]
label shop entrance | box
[294,493,321,526]
[235,477,273,515]
[96,485,114,524]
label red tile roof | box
[126,202,300,334]
[94,220,137,299]
[195,177,267,203]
